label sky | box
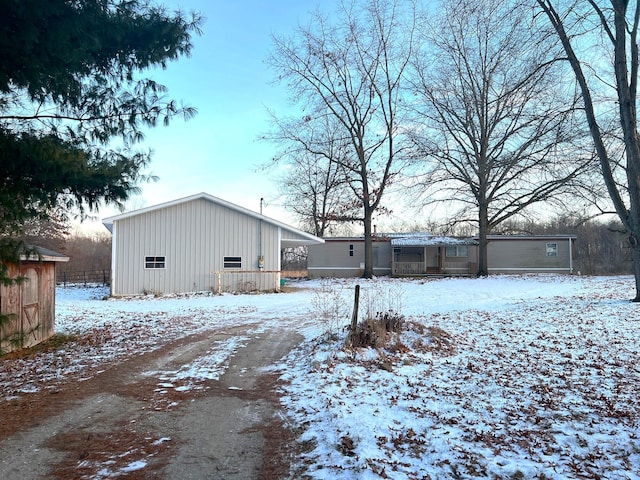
[85,0,327,232]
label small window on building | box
[145,256,165,269]
[349,244,354,257]
[546,243,558,257]
[445,245,469,257]
[224,256,242,268]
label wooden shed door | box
[21,267,40,348]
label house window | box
[445,245,469,257]
[224,256,242,268]
[546,243,558,257]
[145,256,165,269]
[349,244,354,257]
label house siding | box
[443,246,479,273]
[487,237,573,273]
[111,198,282,295]
[308,239,392,278]
[309,234,575,278]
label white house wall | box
[111,198,281,295]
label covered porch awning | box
[390,234,478,276]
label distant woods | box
[28,231,112,280]
[62,233,112,275]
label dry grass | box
[349,311,404,348]
[1,333,77,360]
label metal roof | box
[391,235,479,247]
[102,192,323,246]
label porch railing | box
[393,261,473,275]
[393,262,430,275]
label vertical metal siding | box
[111,198,284,295]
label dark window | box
[145,256,165,269]
[224,256,242,268]
[349,244,354,257]
[546,243,558,257]
[445,245,469,257]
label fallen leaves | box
[281,279,640,479]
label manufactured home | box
[0,246,69,353]
[308,234,576,278]
[103,193,324,296]
[307,236,393,277]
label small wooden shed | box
[0,246,69,353]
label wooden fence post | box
[348,284,360,345]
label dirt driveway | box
[0,326,303,479]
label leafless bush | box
[347,282,405,348]
[360,282,404,324]
[311,280,349,340]
[350,310,405,348]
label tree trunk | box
[477,201,489,276]
[626,163,640,301]
[631,239,640,302]
[362,207,374,278]
[612,1,640,301]
[537,0,640,301]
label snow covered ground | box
[2,274,640,479]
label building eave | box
[102,192,324,245]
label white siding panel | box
[111,197,287,295]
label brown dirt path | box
[0,325,303,479]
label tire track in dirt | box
[0,325,303,479]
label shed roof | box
[22,245,69,263]
[102,192,324,247]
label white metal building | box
[103,193,323,296]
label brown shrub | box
[349,311,404,348]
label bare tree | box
[268,0,415,277]
[536,0,640,300]
[277,152,349,237]
[411,0,595,276]
[19,205,70,252]
[269,116,360,237]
